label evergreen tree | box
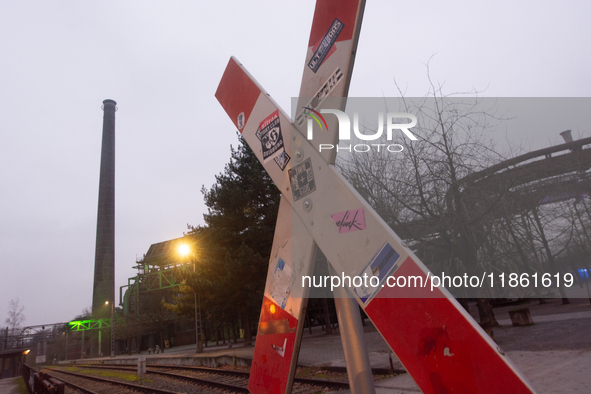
[183,136,280,345]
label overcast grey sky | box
[1,1,590,327]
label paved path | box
[0,377,21,394]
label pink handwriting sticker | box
[331,208,367,234]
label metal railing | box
[22,363,65,394]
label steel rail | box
[54,365,249,393]
[78,363,353,390]
[40,371,99,394]
[43,368,182,394]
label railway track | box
[42,367,184,394]
[46,363,351,393]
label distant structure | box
[92,99,117,317]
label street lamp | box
[178,243,203,354]
[106,300,114,357]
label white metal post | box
[334,294,375,393]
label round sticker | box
[237,112,245,129]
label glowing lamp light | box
[178,243,191,257]
[269,304,276,314]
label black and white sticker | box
[289,157,316,201]
[257,110,284,163]
[274,151,290,171]
[308,18,344,73]
[295,67,344,128]
[237,112,245,130]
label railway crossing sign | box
[216,1,537,393]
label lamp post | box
[178,243,203,354]
[107,300,114,357]
[100,300,114,358]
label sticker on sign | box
[289,158,316,201]
[331,208,366,233]
[256,110,285,163]
[308,18,345,73]
[355,242,401,303]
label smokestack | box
[560,130,573,143]
[92,99,117,318]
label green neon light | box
[68,320,92,327]
[68,319,114,332]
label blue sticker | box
[355,243,401,304]
[271,258,290,310]
[275,258,286,273]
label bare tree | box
[4,298,25,348]
[76,306,92,319]
[528,205,574,303]
[338,74,509,325]
[5,298,25,332]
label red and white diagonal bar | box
[215,56,537,393]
